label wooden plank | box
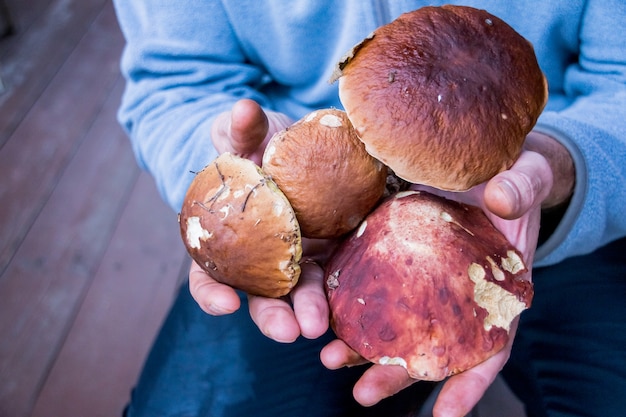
[0,0,109,147]
[30,172,186,417]
[0,0,123,273]
[0,74,138,417]
[0,0,53,41]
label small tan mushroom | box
[179,152,302,298]
[262,109,387,238]
[325,191,533,381]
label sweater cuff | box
[532,120,587,266]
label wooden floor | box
[0,1,187,416]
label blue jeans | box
[503,237,626,417]
[125,238,626,417]
[123,286,435,416]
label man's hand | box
[193,103,576,415]
[189,253,330,342]
[320,133,574,415]
[190,98,333,342]
[189,99,290,317]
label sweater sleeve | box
[112,1,273,212]
[534,0,626,266]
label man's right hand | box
[191,99,335,343]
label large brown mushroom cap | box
[179,152,302,298]
[262,109,387,238]
[332,5,548,191]
[325,191,533,381]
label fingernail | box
[206,303,232,316]
[496,179,521,213]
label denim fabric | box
[504,237,626,417]
[123,286,436,417]
[124,238,626,417]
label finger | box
[352,364,416,407]
[484,150,553,220]
[291,260,329,339]
[248,294,301,343]
[320,339,369,370]
[189,261,241,315]
[210,99,269,164]
[432,358,505,417]
[432,320,518,417]
[229,99,269,158]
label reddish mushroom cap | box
[325,191,533,381]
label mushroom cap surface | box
[325,191,533,381]
[179,153,302,298]
[333,5,548,190]
[263,109,387,238]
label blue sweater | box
[113,0,626,267]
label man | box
[114,1,626,415]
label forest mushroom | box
[178,109,388,297]
[179,152,302,298]
[331,5,548,191]
[262,109,387,238]
[325,191,533,381]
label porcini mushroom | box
[262,109,387,238]
[179,152,302,298]
[331,5,548,191]
[178,109,388,297]
[325,191,533,381]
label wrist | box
[524,131,575,209]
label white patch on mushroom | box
[357,297,366,305]
[319,114,343,128]
[305,111,318,123]
[486,256,505,281]
[501,113,508,120]
[440,211,474,236]
[379,356,408,369]
[186,216,213,249]
[356,220,368,238]
[262,144,277,165]
[245,183,260,197]
[395,190,419,199]
[468,262,527,332]
[272,201,285,217]
[501,250,525,274]
[437,94,443,102]
[327,269,340,289]
[278,259,291,273]
[219,204,233,220]
[233,189,245,199]
[215,183,231,201]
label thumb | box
[211,99,269,164]
[484,150,553,220]
[211,99,293,166]
[228,99,270,156]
